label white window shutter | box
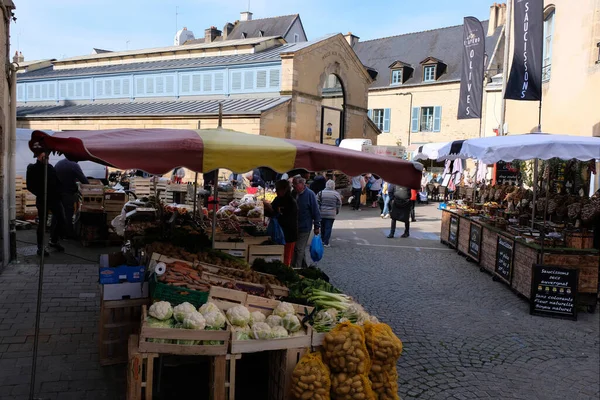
[41,84,48,99]
[244,71,254,90]
[411,107,420,132]
[433,106,442,132]
[214,73,224,91]
[269,69,280,88]
[28,85,34,99]
[166,76,175,94]
[231,71,242,90]
[17,84,24,101]
[156,76,164,94]
[83,82,90,97]
[136,78,144,95]
[383,108,391,132]
[96,80,103,97]
[192,74,201,92]
[146,77,154,94]
[181,75,190,93]
[203,74,212,92]
[34,84,41,99]
[75,81,83,97]
[104,80,112,96]
[114,79,121,95]
[49,84,56,99]
[256,70,267,88]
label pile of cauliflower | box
[226,301,306,341]
[146,301,227,345]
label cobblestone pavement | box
[0,263,125,400]
[1,203,598,399]
[318,203,600,400]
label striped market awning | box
[30,128,423,188]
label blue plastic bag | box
[267,217,286,245]
[310,235,324,262]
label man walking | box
[350,175,364,211]
[27,145,65,256]
[292,176,321,268]
[55,158,89,238]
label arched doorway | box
[320,73,346,145]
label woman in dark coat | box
[263,180,298,266]
[387,184,412,238]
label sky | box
[10,0,491,61]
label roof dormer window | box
[241,32,247,39]
[388,60,413,85]
[258,30,264,37]
[423,65,436,82]
[391,69,402,85]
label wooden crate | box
[213,242,247,259]
[542,253,599,294]
[99,296,149,366]
[127,335,158,400]
[248,245,285,264]
[457,216,471,256]
[480,225,498,273]
[268,348,307,400]
[440,209,451,243]
[565,231,595,250]
[138,305,230,356]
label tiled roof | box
[17,44,296,81]
[353,21,503,89]
[17,97,290,118]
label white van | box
[338,138,372,152]
[16,129,107,180]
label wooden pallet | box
[100,297,149,366]
[247,245,284,264]
[268,348,307,400]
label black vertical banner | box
[505,0,544,100]
[458,17,485,119]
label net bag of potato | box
[290,351,331,400]
[323,322,371,375]
[330,372,376,400]
[363,322,403,400]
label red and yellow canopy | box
[30,128,422,188]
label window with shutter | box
[156,76,164,94]
[67,82,74,98]
[59,83,66,99]
[166,76,174,93]
[383,108,391,133]
[202,74,212,92]
[96,80,103,97]
[146,77,154,94]
[181,75,190,93]
[122,79,130,95]
[244,71,254,90]
[34,84,41,99]
[214,73,224,91]
[269,69,280,88]
[104,80,112,96]
[410,107,420,132]
[114,79,121,95]
[136,78,144,95]
[433,106,442,132]
[231,71,242,90]
[28,85,34,99]
[83,82,91,97]
[17,84,24,101]
[192,74,201,92]
[76,81,83,97]
[367,109,372,120]
[49,84,56,99]
[256,70,267,89]
[42,84,48,99]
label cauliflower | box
[149,301,173,321]
[266,315,283,328]
[226,305,251,327]
[231,325,252,340]
[341,303,365,323]
[203,310,226,329]
[146,317,174,343]
[250,311,266,325]
[252,322,272,340]
[199,302,220,315]
[183,311,206,330]
[313,309,337,332]
[173,302,197,323]
[282,314,302,333]
[273,302,295,317]
[271,326,289,339]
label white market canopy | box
[436,133,600,164]
[413,142,449,161]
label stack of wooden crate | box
[15,176,24,219]
[22,189,37,218]
[129,177,151,198]
[80,183,104,212]
[104,192,127,223]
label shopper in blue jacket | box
[291,175,321,268]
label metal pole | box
[499,0,512,136]
[540,172,551,264]
[192,172,198,219]
[211,171,219,249]
[531,159,538,229]
[29,158,48,400]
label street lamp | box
[396,92,413,146]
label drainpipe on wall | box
[8,63,16,262]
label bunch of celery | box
[306,289,352,310]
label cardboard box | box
[102,282,148,301]
[99,253,146,284]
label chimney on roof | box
[205,26,221,43]
[240,11,253,21]
[487,3,506,36]
[12,50,18,63]
[344,32,359,47]
[223,23,234,40]
[18,51,24,63]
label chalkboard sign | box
[468,223,482,261]
[530,265,578,321]
[495,161,519,183]
[495,236,514,283]
[448,215,459,247]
